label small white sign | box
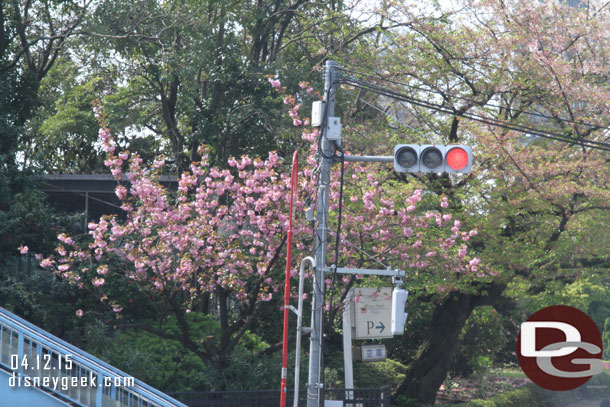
[361,344,387,362]
[350,287,393,339]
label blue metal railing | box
[0,306,187,407]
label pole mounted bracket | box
[280,305,300,316]
[324,266,405,279]
[392,274,404,288]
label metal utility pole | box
[307,60,338,407]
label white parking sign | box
[350,287,393,340]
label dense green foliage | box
[75,313,290,392]
[452,306,507,376]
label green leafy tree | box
[0,0,94,254]
[54,0,389,172]
[21,59,105,173]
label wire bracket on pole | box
[279,305,300,316]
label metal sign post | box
[343,291,355,397]
[340,272,404,403]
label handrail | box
[0,306,187,407]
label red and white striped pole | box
[280,151,299,407]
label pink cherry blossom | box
[92,277,105,287]
[268,78,281,88]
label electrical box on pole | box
[311,101,325,127]
[326,117,342,142]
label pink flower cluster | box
[268,77,281,88]
[41,106,312,312]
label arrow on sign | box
[366,320,387,334]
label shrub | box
[82,312,284,392]
[354,358,406,392]
[465,385,552,407]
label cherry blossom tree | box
[40,80,480,370]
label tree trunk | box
[396,291,475,404]
[396,283,506,405]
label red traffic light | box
[446,147,469,171]
[444,145,472,173]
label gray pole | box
[307,60,338,407]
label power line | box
[346,76,610,151]
[342,87,430,137]
[341,76,610,152]
[337,66,610,132]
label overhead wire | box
[340,73,610,151]
[337,65,610,132]
[342,239,389,270]
[341,87,430,137]
[341,76,610,152]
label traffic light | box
[391,287,409,335]
[393,144,472,173]
[445,145,473,173]
[393,144,419,173]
